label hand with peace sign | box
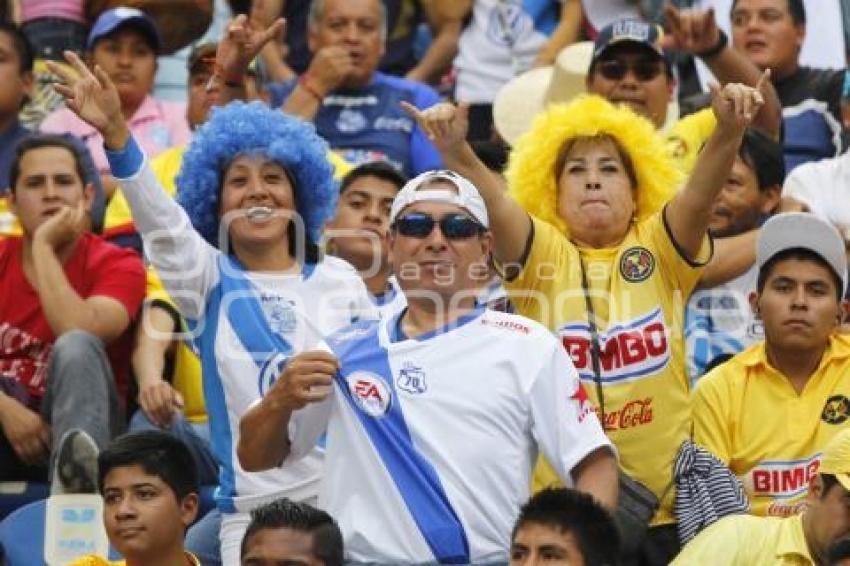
[47,51,128,150]
[213,0,286,89]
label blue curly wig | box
[176,101,336,250]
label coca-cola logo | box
[596,397,654,431]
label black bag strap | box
[578,257,675,502]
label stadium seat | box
[0,485,217,564]
[0,482,49,521]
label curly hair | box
[505,95,683,237]
[176,101,336,249]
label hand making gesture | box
[213,0,286,88]
[47,51,128,150]
[710,69,771,136]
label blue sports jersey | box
[268,72,443,177]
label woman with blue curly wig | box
[403,76,768,563]
[51,51,375,564]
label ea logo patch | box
[620,247,655,282]
[348,372,392,418]
[821,395,850,424]
[258,352,289,396]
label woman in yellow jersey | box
[403,74,769,564]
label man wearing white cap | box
[237,170,618,564]
[673,427,850,565]
[692,212,850,519]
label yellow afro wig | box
[505,94,683,236]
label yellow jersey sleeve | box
[0,194,22,238]
[641,209,711,297]
[67,557,123,566]
[505,217,575,330]
[328,150,353,179]
[666,108,717,175]
[671,515,756,566]
[692,366,735,464]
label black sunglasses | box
[393,212,485,240]
[596,58,664,82]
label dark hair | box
[512,488,620,566]
[0,21,33,74]
[9,134,87,192]
[471,140,510,173]
[757,248,843,301]
[97,431,199,502]
[188,42,217,76]
[828,535,850,563]
[731,0,805,25]
[339,160,407,195]
[738,128,785,191]
[821,473,840,497]
[241,498,343,566]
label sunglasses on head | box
[393,212,485,240]
[596,58,664,82]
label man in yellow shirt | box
[71,431,201,566]
[672,427,850,565]
[585,12,779,169]
[693,212,850,518]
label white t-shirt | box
[287,307,612,563]
[118,161,376,513]
[455,0,564,103]
[783,152,850,235]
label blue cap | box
[592,19,666,63]
[87,7,161,51]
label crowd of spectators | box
[1,1,850,565]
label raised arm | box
[665,72,769,260]
[48,51,220,318]
[212,1,286,105]
[405,0,464,84]
[255,0,298,83]
[664,6,782,139]
[699,230,758,288]
[401,101,532,265]
[532,0,583,67]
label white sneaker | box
[51,429,99,495]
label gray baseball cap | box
[757,212,848,295]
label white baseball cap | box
[757,213,848,295]
[389,170,489,228]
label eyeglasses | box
[596,59,664,82]
[393,212,485,240]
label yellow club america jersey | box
[510,213,710,524]
[665,107,717,175]
[693,335,850,517]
